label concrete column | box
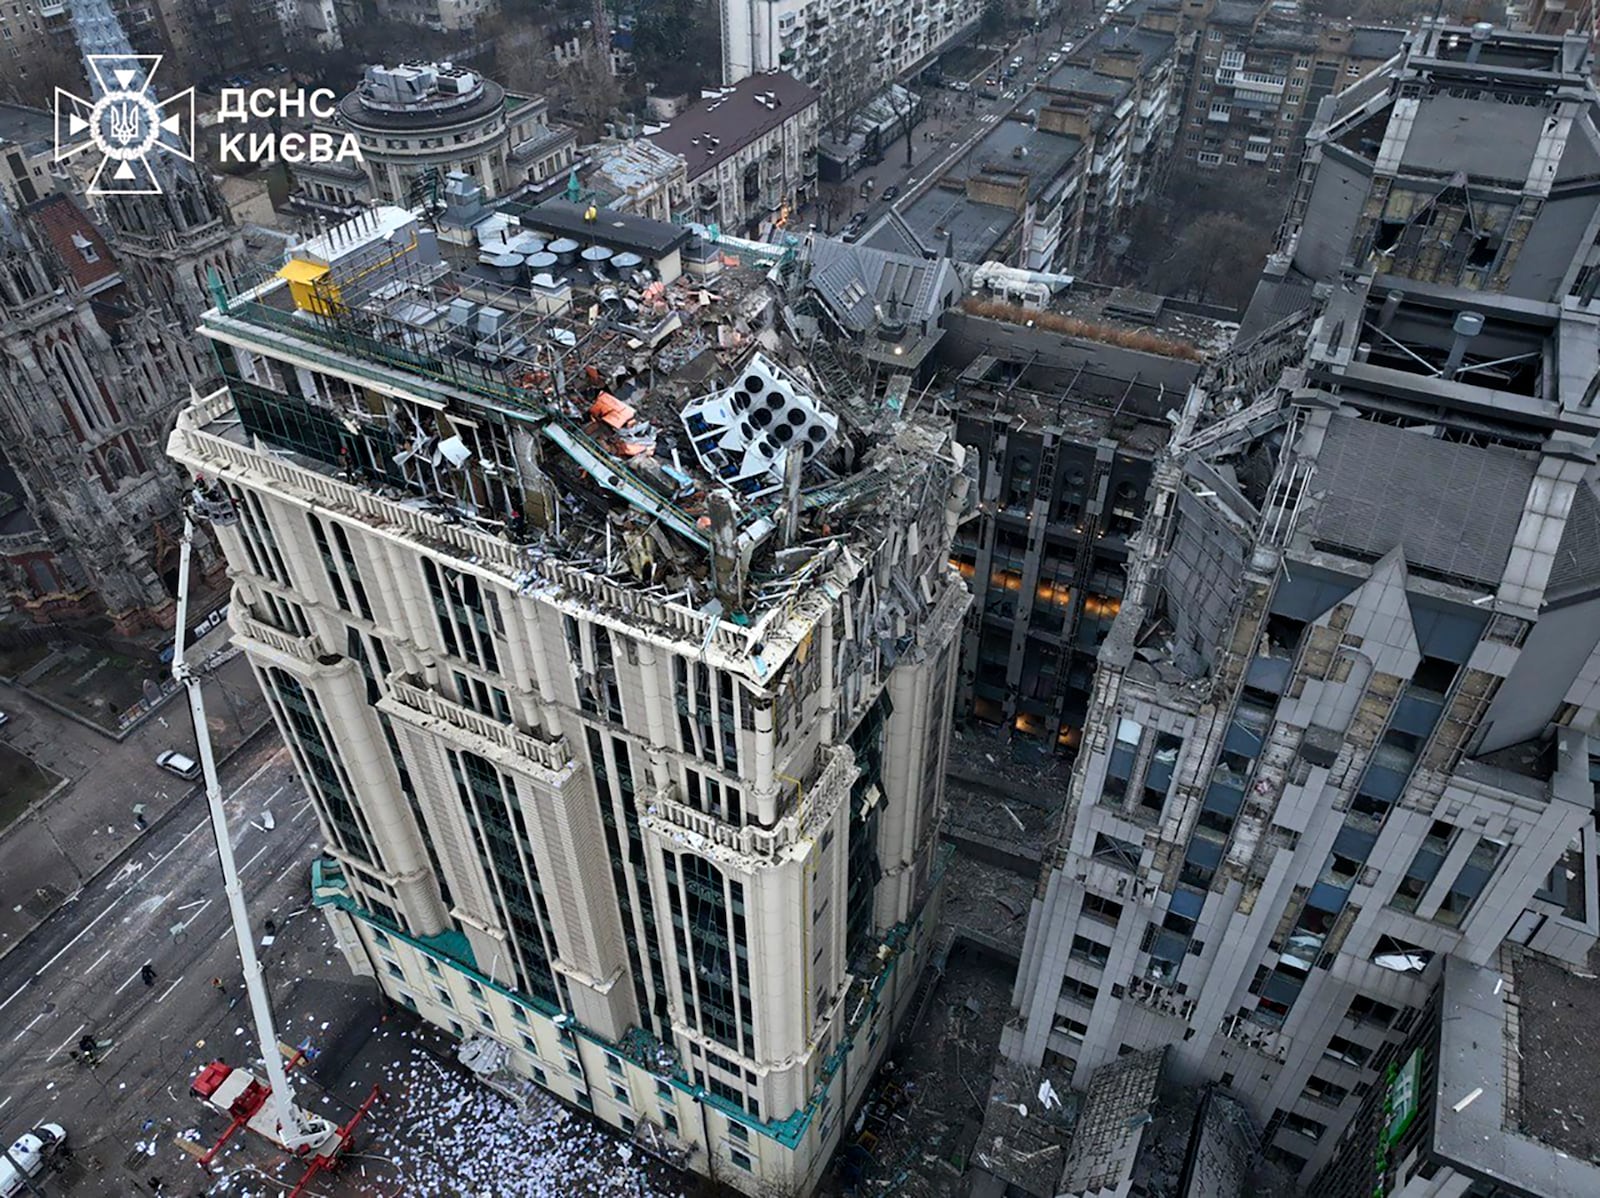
[316,656,449,935]
[518,764,637,1038]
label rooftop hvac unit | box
[476,307,510,339]
[447,298,478,328]
[679,351,838,499]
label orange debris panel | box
[590,393,636,428]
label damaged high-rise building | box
[167,204,972,1195]
[997,23,1600,1192]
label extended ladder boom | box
[171,494,324,1152]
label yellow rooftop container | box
[278,258,338,316]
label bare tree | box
[819,182,854,233]
[550,45,624,142]
[1150,212,1269,308]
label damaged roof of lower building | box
[807,236,960,334]
[1435,953,1600,1197]
[1305,414,1536,587]
[1058,1047,1166,1195]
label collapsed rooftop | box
[191,202,970,657]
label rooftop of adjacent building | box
[890,115,1084,264]
[25,192,119,295]
[580,138,684,204]
[1433,951,1600,1195]
[336,60,540,132]
[0,102,52,153]
[648,72,820,183]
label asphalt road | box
[832,12,1109,235]
[0,737,324,1194]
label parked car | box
[0,1124,66,1198]
[156,749,201,781]
[949,79,971,91]
[881,185,900,202]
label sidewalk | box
[0,640,274,960]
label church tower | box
[0,197,189,630]
[67,0,245,331]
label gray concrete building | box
[941,304,1202,759]
[1315,950,1600,1198]
[997,24,1600,1190]
[879,12,1177,273]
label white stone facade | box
[167,239,969,1191]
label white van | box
[0,1124,66,1197]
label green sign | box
[1383,1048,1422,1148]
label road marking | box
[155,975,184,1004]
[0,1095,10,1114]
[240,843,271,875]
[47,1021,86,1062]
[114,966,146,995]
[85,946,113,976]
[180,898,214,930]
[0,747,287,1018]
[11,1012,46,1041]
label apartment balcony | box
[1234,71,1287,94]
[1125,974,1197,1022]
[1244,141,1272,163]
[1207,108,1232,123]
[1219,1012,1291,1062]
[383,676,573,776]
[643,745,857,863]
[232,611,324,666]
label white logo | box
[54,55,195,196]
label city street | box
[0,728,711,1197]
[0,735,324,1194]
[821,10,1111,233]
[0,636,269,959]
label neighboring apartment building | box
[580,139,688,223]
[0,0,164,100]
[296,62,576,212]
[167,204,972,1197]
[997,24,1600,1192]
[1173,0,1404,176]
[885,15,1175,272]
[719,0,983,97]
[1518,0,1597,35]
[375,0,494,32]
[943,304,1210,758]
[650,72,820,237]
[273,0,341,49]
[0,103,54,207]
